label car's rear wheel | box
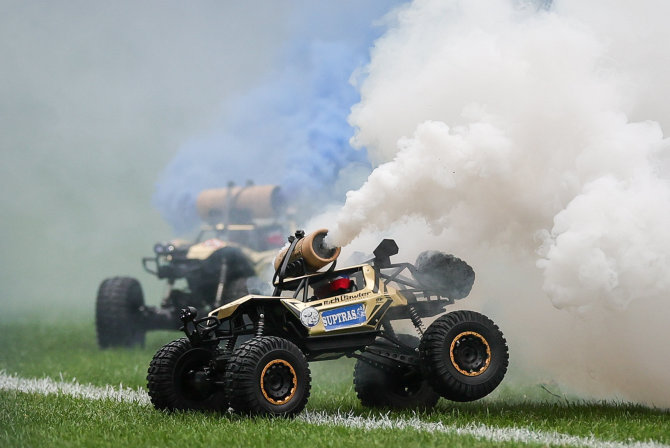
[420,310,508,401]
[95,276,146,348]
[225,336,310,417]
[354,335,439,410]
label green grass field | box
[1,321,668,447]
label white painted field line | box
[0,372,666,448]
[300,411,668,448]
[0,371,149,405]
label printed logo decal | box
[321,304,367,331]
[321,290,372,306]
[300,307,320,328]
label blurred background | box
[0,0,398,318]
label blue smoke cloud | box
[153,2,403,233]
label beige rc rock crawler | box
[147,229,509,416]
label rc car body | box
[147,229,509,416]
[95,184,288,348]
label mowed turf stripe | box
[0,372,666,448]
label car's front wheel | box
[225,336,311,417]
[147,337,226,411]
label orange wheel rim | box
[449,331,491,377]
[260,359,297,405]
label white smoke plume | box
[328,0,670,406]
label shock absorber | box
[215,336,237,370]
[256,313,265,337]
[224,337,236,353]
[408,305,425,336]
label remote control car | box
[95,184,288,348]
[147,229,509,416]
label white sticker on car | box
[300,306,320,328]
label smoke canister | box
[274,228,341,273]
[196,185,284,224]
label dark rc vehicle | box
[146,228,509,416]
[95,184,288,348]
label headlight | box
[153,243,165,254]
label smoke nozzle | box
[274,228,341,273]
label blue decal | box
[321,304,366,331]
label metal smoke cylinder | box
[196,185,284,224]
[274,228,341,273]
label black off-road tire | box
[420,310,508,402]
[147,337,226,411]
[354,335,439,410]
[95,276,146,348]
[225,336,310,417]
[414,251,475,300]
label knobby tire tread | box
[95,276,145,348]
[353,335,439,410]
[147,337,225,411]
[419,310,508,402]
[224,336,310,417]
